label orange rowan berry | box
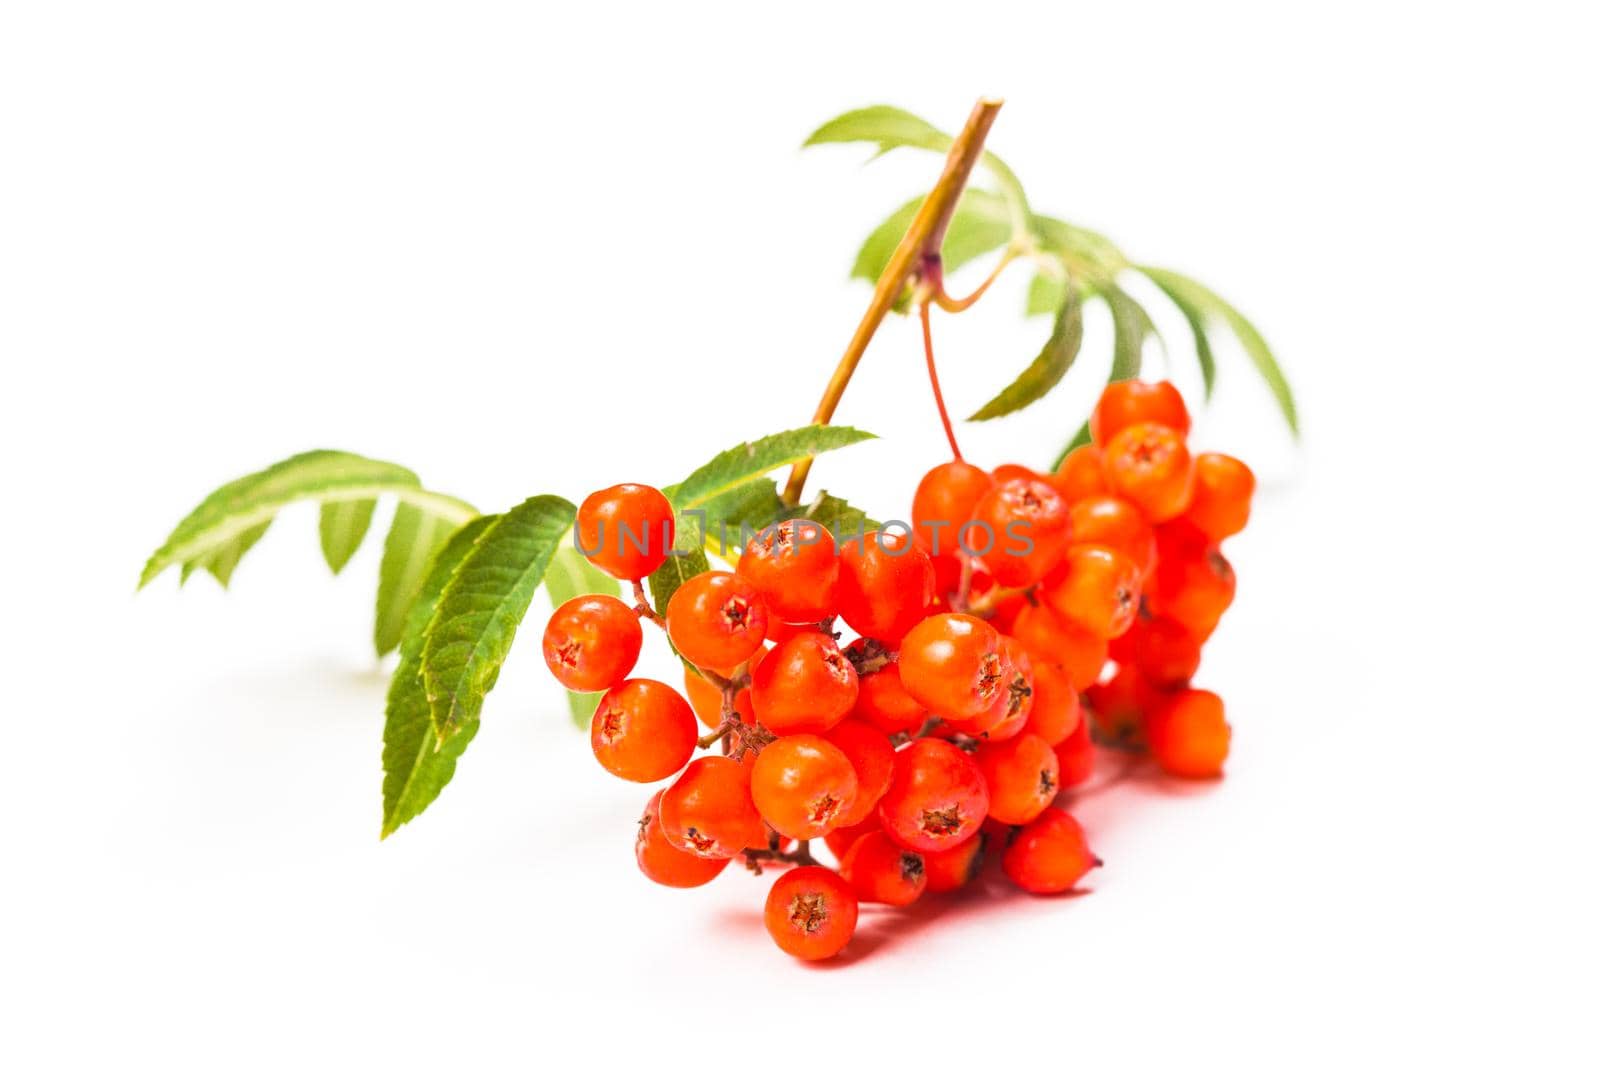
[736,519,840,623]
[1146,688,1231,778]
[1184,453,1255,542]
[822,719,895,827]
[898,613,1006,724]
[658,756,764,859]
[1055,716,1096,788]
[912,461,993,560]
[975,733,1060,826]
[1069,494,1157,577]
[877,738,990,853]
[965,477,1071,588]
[1054,444,1108,503]
[574,483,674,581]
[750,735,860,840]
[1021,660,1082,747]
[1041,544,1141,640]
[836,530,936,644]
[665,571,770,673]
[764,866,858,961]
[750,632,859,735]
[590,679,697,782]
[1102,422,1195,523]
[542,594,643,692]
[1008,603,1108,691]
[1002,808,1100,894]
[841,830,927,906]
[1089,379,1191,446]
[635,790,729,888]
[920,830,988,892]
[852,661,929,736]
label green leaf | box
[140,450,476,589]
[669,426,875,511]
[804,104,1030,216]
[542,546,623,729]
[381,515,495,838]
[1102,286,1156,382]
[646,517,710,622]
[1139,267,1216,397]
[781,492,880,535]
[1031,215,1130,278]
[1139,266,1297,433]
[421,495,577,744]
[181,520,271,588]
[318,499,376,575]
[968,286,1084,421]
[696,479,787,558]
[374,504,462,657]
[851,189,1014,287]
[1026,272,1070,317]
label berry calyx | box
[750,735,860,840]
[636,790,730,888]
[542,594,643,692]
[877,738,990,853]
[665,571,770,673]
[1002,808,1100,894]
[763,866,858,961]
[750,632,859,735]
[590,679,697,783]
[658,756,764,859]
[574,483,675,581]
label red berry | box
[590,679,697,782]
[852,661,929,735]
[1102,423,1195,523]
[764,866,858,961]
[1089,379,1191,446]
[1126,615,1201,689]
[635,790,729,888]
[1054,716,1095,788]
[912,460,994,560]
[1008,603,1109,691]
[1069,494,1156,577]
[1183,453,1255,541]
[575,484,675,581]
[822,719,895,827]
[1002,808,1100,893]
[971,635,1035,741]
[1021,660,1082,747]
[542,594,643,692]
[836,530,935,643]
[750,735,859,841]
[920,830,988,892]
[898,613,1006,724]
[1041,544,1142,640]
[975,733,1060,825]
[1053,444,1108,503]
[1148,526,1235,640]
[965,477,1071,588]
[750,632,859,735]
[1146,688,1231,778]
[657,756,764,859]
[736,519,840,623]
[665,571,770,673]
[841,830,927,906]
[877,738,990,853]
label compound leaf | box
[969,286,1084,421]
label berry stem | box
[919,298,964,462]
[781,97,1004,507]
[935,249,1020,313]
[631,580,665,628]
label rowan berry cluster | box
[542,378,1252,961]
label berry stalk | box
[781,97,1004,506]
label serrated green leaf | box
[374,504,461,657]
[1139,266,1296,433]
[969,287,1084,421]
[1026,272,1070,317]
[421,495,577,744]
[851,189,1014,289]
[669,426,875,511]
[781,492,880,535]
[804,104,1029,217]
[380,515,495,838]
[181,520,272,588]
[541,546,623,728]
[318,499,376,575]
[647,518,710,622]
[140,450,476,589]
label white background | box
[3,2,1597,1063]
